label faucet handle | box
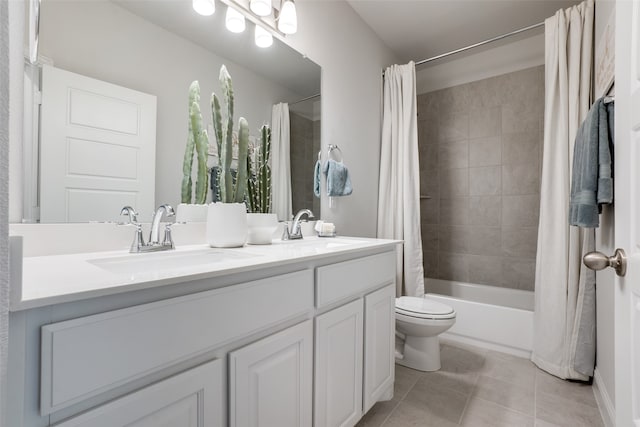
[282,222,291,240]
[120,206,140,225]
[163,223,175,249]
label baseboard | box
[593,368,615,427]
[440,333,532,359]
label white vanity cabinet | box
[53,359,224,427]
[314,252,397,427]
[7,241,398,427]
[229,320,313,427]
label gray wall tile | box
[440,168,469,197]
[439,252,469,282]
[502,258,536,290]
[502,195,540,227]
[468,255,503,288]
[467,227,502,256]
[502,227,538,258]
[502,162,540,195]
[469,196,502,227]
[502,132,540,165]
[439,141,469,169]
[469,136,501,167]
[469,107,501,138]
[439,226,469,253]
[440,197,469,225]
[419,65,542,292]
[469,166,501,196]
[439,112,469,142]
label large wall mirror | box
[21,0,321,223]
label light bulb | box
[250,0,271,17]
[225,6,246,33]
[192,0,215,16]
[255,25,273,48]
[278,0,297,34]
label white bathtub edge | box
[440,334,532,359]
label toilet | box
[395,296,456,372]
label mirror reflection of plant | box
[247,125,272,213]
[211,65,249,204]
[181,81,209,204]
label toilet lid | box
[395,296,455,319]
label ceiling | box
[347,0,582,66]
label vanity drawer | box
[40,269,313,415]
[315,252,395,309]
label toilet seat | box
[395,296,455,320]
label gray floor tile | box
[403,379,469,424]
[536,390,604,427]
[417,369,477,396]
[461,397,534,427]
[393,365,424,402]
[440,343,487,377]
[382,402,459,427]
[535,369,598,408]
[482,350,536,387]
[356,399,399,427]
[473,374,535,416]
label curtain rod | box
[289,93,321,105]
[383,21,544,74]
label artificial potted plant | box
[246,125,278,244]
[176,81,209,222]
[206,65,250,247]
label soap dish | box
[318,232,336,238]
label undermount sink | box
[89,248,258,275]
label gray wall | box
[418,65,544,291]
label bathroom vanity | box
[7,236,398,427]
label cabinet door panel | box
[229,320,313,427]
[54,359,223,427]
[315,299,363,427]
[364,284,396,412]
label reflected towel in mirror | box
[323,159,352,197]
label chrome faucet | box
[282,209,315,240]
[120,205,175,253]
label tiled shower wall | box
[418,65,544,291]
[290,112,321,216]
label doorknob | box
[583,248,627,277]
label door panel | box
[40,65,157,222]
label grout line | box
[378,399,403,427]
[456,371,481,425]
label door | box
[315,299,364,427]
[614,1,640,425]
[40,65,157,223]
[54,359,224,427]
[363,284,395,413]
[229,320,313,427]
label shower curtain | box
[271,103,292,221]
[533,0,595,381]
[377,62,424,297]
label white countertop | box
[11,236,398,311]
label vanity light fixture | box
[226,5,246,33]
[254,25,273,48]
[249,0,272,17]
[193,0,215,16]
[277,0,297,34]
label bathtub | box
[426,278,534,358]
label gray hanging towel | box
[323,159,353,196]
[568,97,614,227]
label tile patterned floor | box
[357,342,604,427]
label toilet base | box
[395,335,441,372]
